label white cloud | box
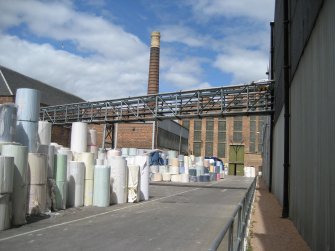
[214,47,268,83]
[0,0,151,101]
[185,0,275,22]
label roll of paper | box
[0,194,11,230]
[54,154,67,182]
[67,161,85,207]
[28,153,47,185]
[27,184,47,215]
[0,156,14,194]
[55,180,67,210]
[93,165,111,207]
[70,122,88,153]
[109,156,128,204]
[0,104,17,142]
[15,120,38,153]
[38,121,52,145]
[127,164,140,203]
[15,88,40,122]
[84,179,94,206]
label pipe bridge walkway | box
[40,80,274,125]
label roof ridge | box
[0,68,13,95]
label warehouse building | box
[262,0,335,250]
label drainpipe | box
[269,21,275,193]
[282,0,290,218]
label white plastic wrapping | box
[127,164,140,203]
[27,184,47,215]
[159,165,168,174]
[0,104,17,142]
[15,88,40,122]
[150,165,159,174]
[180,174,189,183]
[15,120,38,153]
[28,153,47,185]
[70,122,88,153]
[109,156,128,204]
[38,121,52,145]
[0,156,14,194]
[168,150,177,159]
[169,157,179,167]
[121,148,129,156]
[93,165,110,207]
[67,161,85,207]
[0,194,11,231]
[136,156,149,201]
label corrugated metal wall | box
[290,0,335,249]
[272,107,284,206]
[261,116,271,187]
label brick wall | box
[51,125,71,147]
[116,123,153,149]
[0,96,14,104]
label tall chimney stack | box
[147,31,160,95]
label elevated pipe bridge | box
[40,80,274,125]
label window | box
[249,116,256,153]
[205,119,214,156]
[193,120,202,156]
[233,116,243,143]
[218,118,226,157]
[258,116,265,152]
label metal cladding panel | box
[290,0,335,250]
[272,107,284,206]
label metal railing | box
[208,177,257,251]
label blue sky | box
[0,0,274,101]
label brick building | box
[181,115,266,172]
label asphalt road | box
[0,176,254,251]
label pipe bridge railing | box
[40,80,274,125]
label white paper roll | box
[27,184,47,215]
[0,194,11,231]
[107,149,121,158]
[87,145,98,159]
[96,159,104,165]
[15,120,38,153]
[12,184,28,226]
[15,88,40,122]
[84,179,93,206]
[0,104,17,142]
[169,165,179,175]
[28,153,47,185]
[93,165,110,207]
[169,157,179,167]
[150,165,159,174]
[151,173,162,182]
[1,144,28,186]
[128,148,137,156]
[87,129,97,146]
[79,152,94,180]
[109,156,128,204]
[168,150,177,159]
[37,121,52,145]
[159,165,168,174]
[67,161,85,207]
[162,173,171,181]
[70,122,88,153]
[55,181,67,210]
[171,174,181,182]
[58,148,73,180]
[121,148,129,156]
[136,156,149,201]
[0,156,14,194]
[127,164,140,203]
[180,174,189,183]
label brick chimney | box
[147,31,160,95]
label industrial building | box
[262,0,335,250]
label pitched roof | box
[0,65,85,105]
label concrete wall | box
[272,107,284,206]
[289,0,335,249]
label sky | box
[0,0,275,101]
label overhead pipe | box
[282,0,290,218]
